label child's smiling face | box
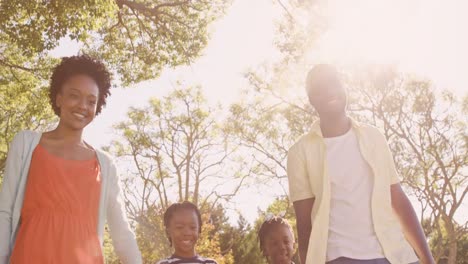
[263,224,295,264]
[167,208,200,258]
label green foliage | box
[0,0,230,85]
[0,43,57,183]
[134,205,171,263]
[231,223,265,264]
[423,219,468,264]
[218,215,258,264]
[0,0,115,56]
[197,213,234,264]
[102,225,120,264]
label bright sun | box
[304,0,467,94]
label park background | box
[0,0,467,263]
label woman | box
[0,55,142,264]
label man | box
[287,64,434,264]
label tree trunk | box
[444,217,458,264]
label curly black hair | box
[258,216,294,256]
[163,201,203,246]
[49,54,112,116]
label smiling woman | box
[54,75,99,134]
[0,55,142,264]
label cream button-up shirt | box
[287,119,418,264]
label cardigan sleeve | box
[0,132,25,263]
[106,161,142,264]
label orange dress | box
[10,144,104,264]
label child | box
[258,216,296,264]
[157,201,217,264]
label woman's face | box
[55,74,99,131]
[167,209,200,258]
[264,224,295,264]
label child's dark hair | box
[163,201,203,246]
[258,216,294,256]
[49,54,112,116]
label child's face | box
[263,224,295,264]
[167,209,200,258]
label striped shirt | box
[156,255,218,264]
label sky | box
[309,0,468,95]
[52,0,467,224]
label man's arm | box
[391,183,435,264]
[293,198,314,264]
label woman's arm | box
[0,132,24,264]
[106,163,142,264]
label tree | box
[133,205,170,263]
[348,68,468,264]
[102,226,120,264]
[226,73,314,193]
[0,44,57,184]
[106,86,246,211]
[230,217,265,264]
[219,215,258,264]
[197,213,234,264]
[0,0,230,85]
[423,219,468,264]
[105,86,246,263]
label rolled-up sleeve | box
[287,145,314,202]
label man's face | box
[306,67,347,116]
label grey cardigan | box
[0,131,142,264]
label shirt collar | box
[309,116,363,138]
